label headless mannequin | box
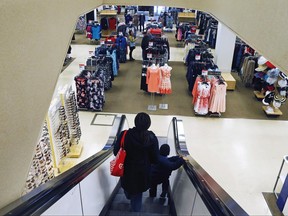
[151,63,157,69]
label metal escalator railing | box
[0,116,249,216]
[171,117,248,216]
[0,114,127,216]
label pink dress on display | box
[146,65,161,93]
[194,81,211,115]
[209,78,227,113]
[159,65,172,94]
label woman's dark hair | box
[134,112,151,131]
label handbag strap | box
[120,130,127,148]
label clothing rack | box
[192,74,227,117]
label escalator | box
[0,115,248,216]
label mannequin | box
[146,64,161,93]
[151,63,157,69]
[159,64,172,94]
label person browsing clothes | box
[128,30,136,61]
[113,112,159,212]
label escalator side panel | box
[80,157,119,215]
[193,193,211,216]
[42,185,83,215]
[41,155,119,216]
[171,168,211,216]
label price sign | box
[202,70,208,76]
[89,50,94,55]
[149,42,153,47]
[195,54,201,60]
[147,53,152,59]
[79,64,85,71]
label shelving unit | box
[99,10,117,37]
[262,106,283,116]
[178,12,196,23]
[221,72,236,90]
[254,90,265,100]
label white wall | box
[1,0,288,209]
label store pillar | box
[214,22,236,72]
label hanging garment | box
[209,78,227,113]
[141,66,148,91]
[100,17,109,30]
[91,25,101,40]
[116,35,128,63]
[159,66,172,94]
[166,16,173,29]
[194,81,211,115]
[74,71,91,109]
[89,75,105,111]
[108,17,117,30]
[146,66,161,93]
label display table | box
[221,72,236,90]
[262,106,282,116]
[254,91,265,100]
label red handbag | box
[110,130,127,177]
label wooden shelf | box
[67,143,83,158]
[221,72,236,90]
[178,12,196,18]
[58,159,77,173]
[262,106,283,116]
[100,10,117,16]
[178,12,196,23]
[254,91,265,100]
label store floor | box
[53,43,288,215]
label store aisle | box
[52,44,287,215]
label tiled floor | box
[53,41,288,215]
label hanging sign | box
[89,50,94,55]
[149,42,153,47]
[195,54,201,60]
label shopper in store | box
[113,112,159,212]
[128,30,136,61]
[149,144,186,199]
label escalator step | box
[108,209,170,216]
[109,189,170,215]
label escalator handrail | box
[0,114,127,216]
[172,117,249,216]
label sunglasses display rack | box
[47,98,76,174]
[23,121,55,195]
[60,85,83,158]
[23,87,84,193]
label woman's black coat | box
[113,127,159,195]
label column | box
[214,22,236,72]
[94,8,97,21]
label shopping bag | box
[110,130,127,176]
